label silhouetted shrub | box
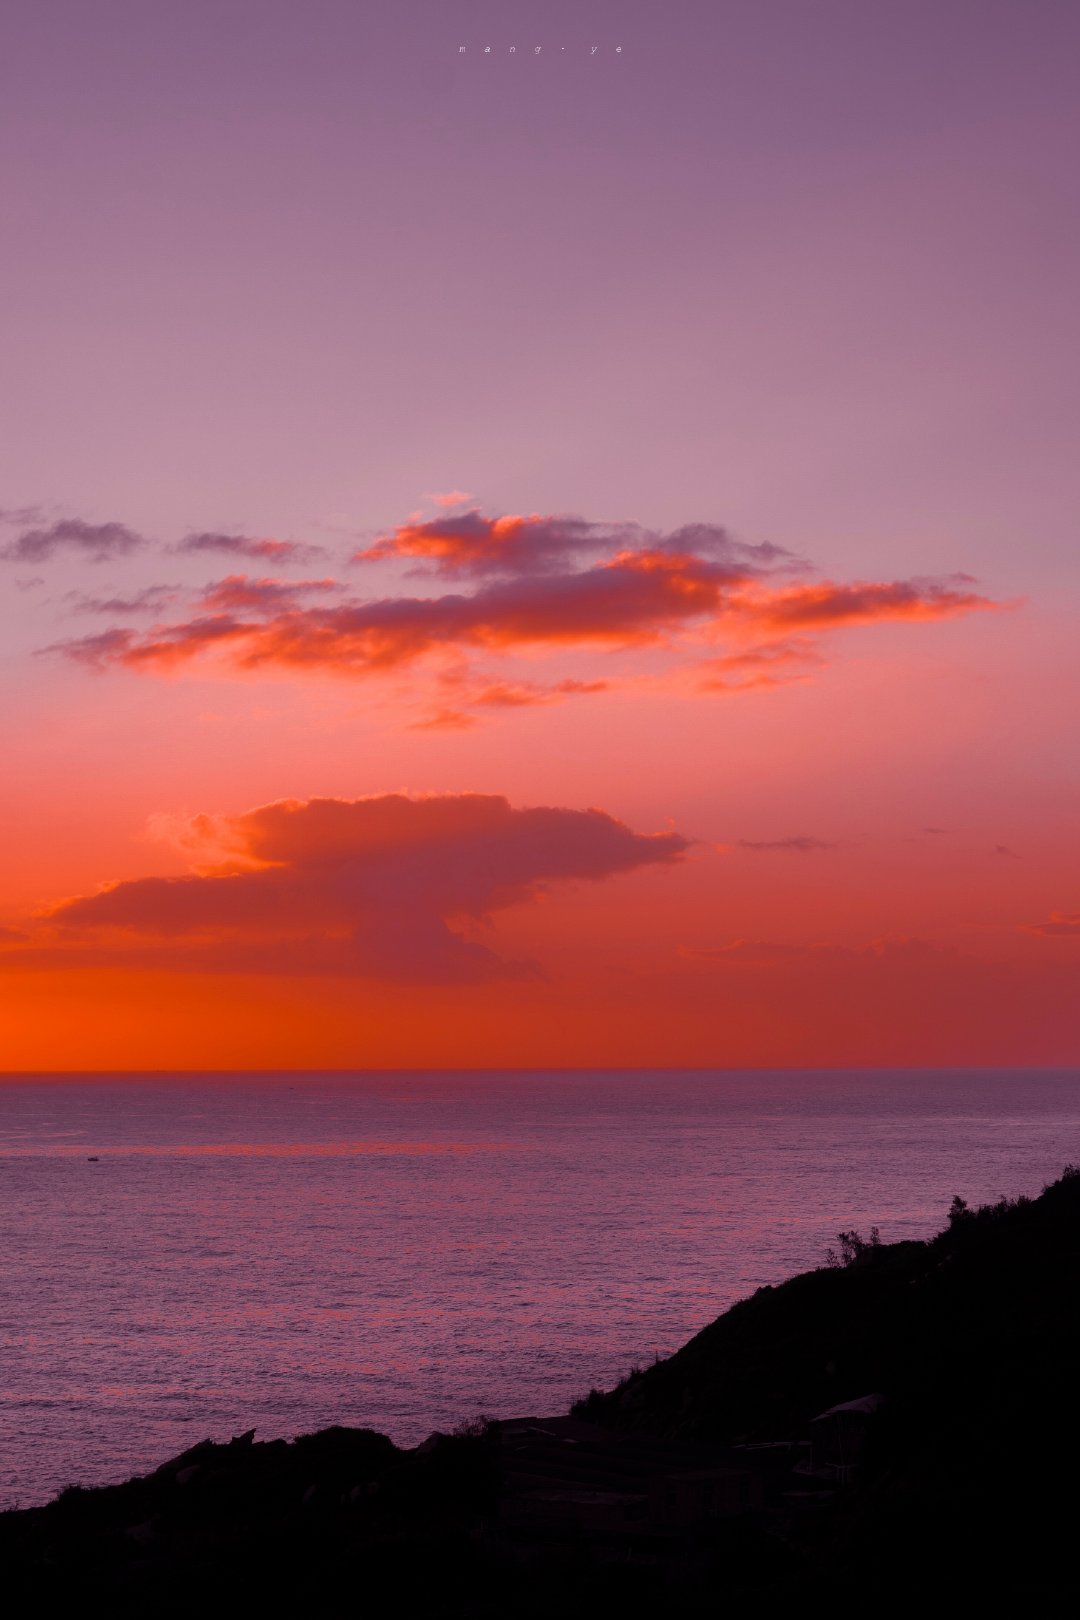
[824,1226,882,1267]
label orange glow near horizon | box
[2,504,1077,1070]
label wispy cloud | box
[693,637,822,693]
[429,490,474,509]
[175,532,326,565]
[737,836,838,854]
[1024,910,1080,937]
[0,505,47,528]
[407,666,610,729]
[196,575,344,613]
[2,518,145,564]
[69,584,181,616]
[681,936,943,967]
[726,576,995,630]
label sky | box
[1,0,1078,1069]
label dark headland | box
[5,1169,1080,1615]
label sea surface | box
[2,1068,1079,1508]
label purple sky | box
[1,0,1077,601]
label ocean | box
[2,1068,1078,1508]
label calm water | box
[2,1068,1079,1508]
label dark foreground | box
[5,1170,1080,1615]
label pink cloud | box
[353,509,782,580]
[197,575,343,613]
[45,509,1001,721]
[53,550,740,672]
[404,673,609,731]
[728,576,997,630]
[56,554,992,677]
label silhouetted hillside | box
[577,1165,1080,1603]
[579,1170,1080,1439]
[3,1170,1079,1613]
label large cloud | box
[10,793,688,982]
[53,556,993,678]
[41,507,1001,729]
[55,550,746,672]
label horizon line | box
[2,1064,1078,1079]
